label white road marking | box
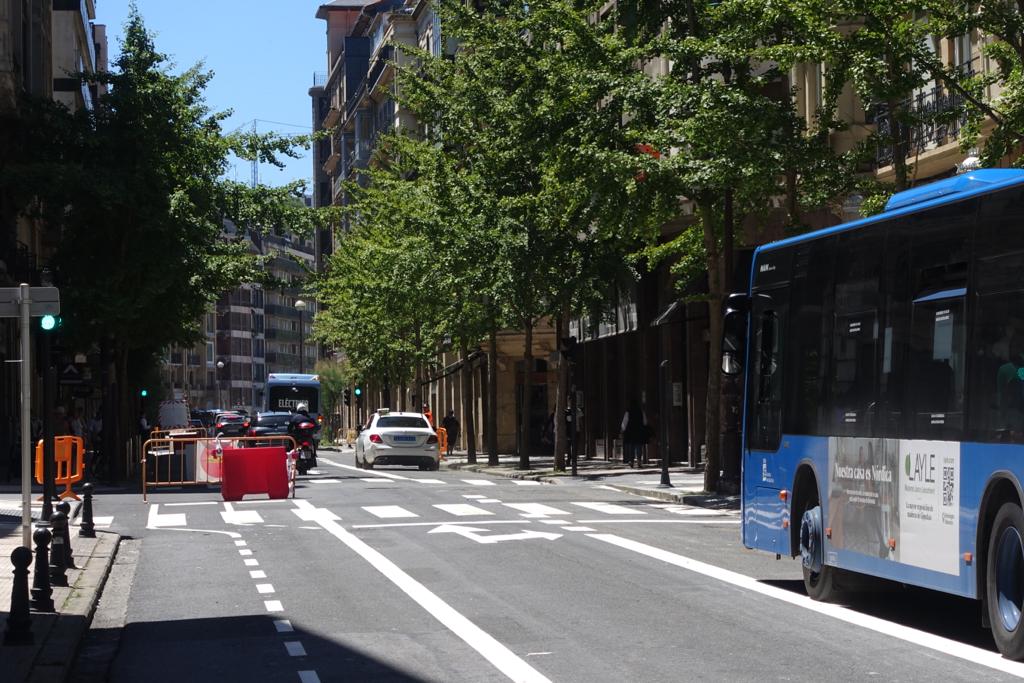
[237,499,293,505]
[360,478,389,483]
[256,584,275,594]
[235,540,247,547]
[163,501,218,507]
[539,519,570,526]
[572,502,646,516]
[274,619,293,633]
[564,526,595,532]
[591,533,1024,677]
[285,641,306,657]
[503,503,570,518]
[593,485,619,491]
[435,504,493,517]
[429,524,561,544]
[363,505,418,519]
[221,503,264,526]
[300,503,552,683]
[266,524,287,528]
[292,500,340,522]
[319,457,411,480]
[417,479,445,484]
[575,519,740,525]
[299,526,321,530]
[146,504,186,528]
[511,480,542,486]
[352,520,531,529]
[239,549,253,556]
[298,672,321,683]
[92,516,114,527]
[462,479,496,486]
[308,478,344,484]
[649,504,730,516]
[250,570,267,579]
[479,499,502,504]
[264,600,283,612]
[244,559,259,567]
[463,494,487,499]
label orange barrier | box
[142,435,297,502]
[437,427,448,459]
[34,436,86,500]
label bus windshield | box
[267,385,320,414]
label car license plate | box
[393,435,415,442]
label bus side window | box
[748,290,786,451]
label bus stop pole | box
[19,284,32,548]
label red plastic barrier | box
[220,446,290,501]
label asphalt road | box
[75,447,1024,682]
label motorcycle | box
[289,419,318,475]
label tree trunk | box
[518,319,533,470]
[888,93,909,192]
[553,308,569,471]
[700,200,724,493]
[487,324,499,466]
[460,342,476,464]
[115,342,129,481]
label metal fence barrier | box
[142,435,297,502]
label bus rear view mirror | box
[721,293,749,376]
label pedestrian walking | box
[441,410,460,459]
[621,399,647,468]
[421,403,435,430]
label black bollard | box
[55,501,75,568]
[79,483,96,538]
[49,512,68,587]
[31,526,54,612]
[4,546,33,645]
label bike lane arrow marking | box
[428,524,561,544]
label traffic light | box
[140,389,148,398]
[354,386,362,405]
[343,388,351,406]
[40,314,61,331]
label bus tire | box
[800,503,840,602]
[986,502,1024,660]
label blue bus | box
[725,169,1024,659]
[265,373,323,427]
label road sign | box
[0,286,59,318]
[427,524,562,544]
[60,364,82,385]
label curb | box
[606,483,741,510]
[27,531,121,683]
[443,462,556,484]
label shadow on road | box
[82,613,430,683]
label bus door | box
[744,286,788,552]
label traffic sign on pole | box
[0,286,60,318]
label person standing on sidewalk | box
[422,403,435,429]
[441,410,460,459]
[621,399,647,468]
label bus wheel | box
[987,503,1024,660]
[800,503,840,602]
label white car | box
[355,410,439,471]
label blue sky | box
[97,0,329,189]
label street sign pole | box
[19,284,32,548]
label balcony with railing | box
[874,61,976,169]
[312,71,327,88]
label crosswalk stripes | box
[510,480,541,486]
[363,506,418,519]
[433,504,493,517]
[571,502,646,515]
[502,503,571,518]
[461,479,497,486]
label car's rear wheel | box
[364,456,373,470]
[355,452,363,469]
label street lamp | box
[216,360,225,409]
[295,300,306,373]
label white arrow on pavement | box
[428,524,561,544]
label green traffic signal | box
[140,389,148,397]
[40,314,58,331]
[354,387,362,396]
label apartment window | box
[206,343,214,364]
[953,32,973,70]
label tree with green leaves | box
[51,10,326,474]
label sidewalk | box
[440,452,740,510]
[0,499,120,682]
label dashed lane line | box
[285,641,307,657]
[433,504,493,517]
[571,502,647,516]
[462,479,497,486]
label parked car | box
[213,412,250,437]
[355,409,439,471]
[247,411,293,446]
